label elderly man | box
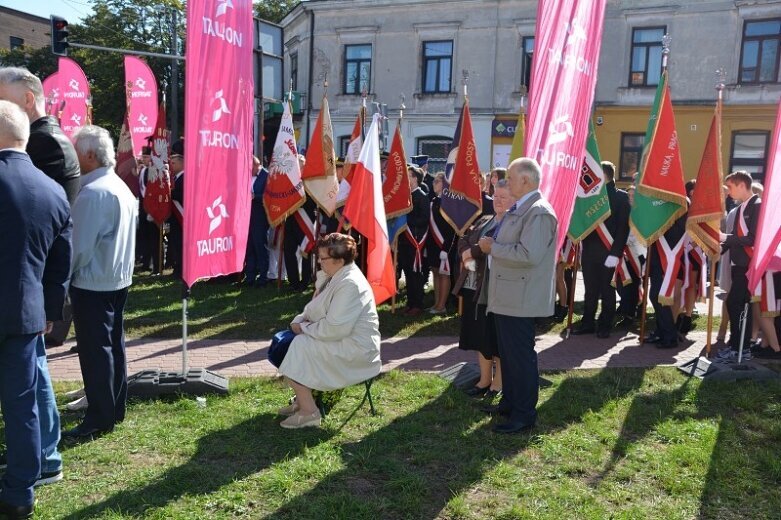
[0,66,78,491]
[0,100,71,518]
[63,126,138,440]
[478,158,558,433]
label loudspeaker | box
[127,368,229,397]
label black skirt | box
[458,289,499,360]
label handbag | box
[268,329,296,368]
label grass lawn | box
[124,273,720,340]
[10,368,779,519]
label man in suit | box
[398,166,431,316]
[168,141,185,278]
[0,100,72,519]
[63,125,138,440]
[243,156,271,287]
[478,157,557,433]
[0,66,78,488]
[572,161,630,338]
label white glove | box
[604,255,619,268]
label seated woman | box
[277,233,382,428]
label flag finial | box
[661,34,672,71]
[399,93,405,120]
[715,67,727,101]
[461,69,469,99]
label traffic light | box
[50,15,69,56]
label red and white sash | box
[429,204,450,275]
[294,208,316,256]
[736,201,754,260]
[404,228,428,273]
[596,222,631,287]
[681,238,707,305]
[753,270,779,317]
[654,234,686,306]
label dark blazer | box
[583,181,630,257]
[407,187,430,240]
[0,150,72,335]
[452,214,495,298]
[722,194,760,268]
[27,115,81,206]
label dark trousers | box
[727,265,753,350]
[398,240,425,309]
[140,217,161,273]
[617,256,644,318]
[0,333,40,507]
[44,296,72,345]
[244,209,270,284]
[650,258,676,345]
[167,219,182,276]
[494,314,538,425]
[283,218,311,287]
[582,248,616,331]
[71,286,129,430]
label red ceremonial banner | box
[382,125,412,219]
[525,0,607,252]
[57,57,90,139]
[183,0,254,286]
[124,56,158,157]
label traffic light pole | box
[66,42,185,61]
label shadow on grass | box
[58,412,335,519]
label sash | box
[654,233,686,306]
[753,270,779,317]
[596,222,631,287]
[429,203,450,275]
[294,208,316,256]
[736,200,754,260]
[403,228,428,273]
[681,238,707,306]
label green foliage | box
[254,0,300,23]
[0,45,57,78]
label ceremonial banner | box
[686,100,724,257]
[183,0,254,286]
[144,101,172,225]
[264,100,305,226]
[116,110,138,196]
[336,112,363,207]
[124,56,158,157]
[343,114,396,305]
[630,71,687,246]
[748,98,781,291]
[441,102,482,236]
[302,96,339,216]
[41,72,61,117]
[525,0,607,251]
[383,124,412,219]
[568,118,610,242]
[57,57,90,139]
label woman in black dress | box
[427,172,456,314]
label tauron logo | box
[206,196,229,235]
[70,114,82,126]
[216,0,233,17]
[211,90,231,122]
[547,115,574,147]
[69,79,79,91]
[135,77,147,91]
[138,113,148,126]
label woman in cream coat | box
[278,233,382,428]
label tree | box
[254,0,299,23]
[0,46,58,79]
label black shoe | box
[571,325,596,335]
[644,334,663,344]
[492,420,535,434]
[465,385,489,397]
[553,305,568,320]
[483,389,501,400]
[44,337,64,347]
[596,330,611,339]
[0,452,5,470]
[61,424,112,441]
[656,342,678,349]
[479,403,510,416]
[0,499,33,519]
[679,315,693,334]
[69,345,79,354]
[539,377,554,389]
[34,469,63,487]
[753,347,781,359]
[616,317,635,328]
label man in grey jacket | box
[478,158,558,434]
[62,126,138,440]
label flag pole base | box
[677,356,779,381]
[127,368,229,397]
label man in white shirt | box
[63,125,138,440]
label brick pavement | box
[46,330,714,381]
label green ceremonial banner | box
[568,118,610,242]
[629,71,686,246]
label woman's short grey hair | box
[509,157,542,186]
[0,100,30,145]
[0,67,45,108]
[495,179,509,190]
[73,125,116,169]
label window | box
[338,135,352,158]
[739,18,781,84]
[521,37,534,91]
[730,131,770,181]
[416,136,453,173]
[619,133,645,181]
[344,44,371,95]
[422,40,453,94]
[290,52,298,92]
[9,36,24,50]
[629,27,665,87]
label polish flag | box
[336,112,363,207]
[343,114,396,305]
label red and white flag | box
[116,110,138,196]
[183,0,254,286]
[336,112,363,207]
[264,100,306,227]
[124,56,158,157]
[748,98,781,291]
[41,72,62,117]
[343,114,396,305]
[525,0,607,252]
[57,57,90,139]
[143,101,172,226]
[302,96,339,216]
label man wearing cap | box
[168,140,185,278]
[137,145,161,274]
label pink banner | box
[124,56,158,157]
[748,98,781,290]
[57,57,90,140]
[183,0,254,286]
[41,72,61,117]
[525,0,607,252]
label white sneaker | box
[63,387,85,399]
[66,395,88,411]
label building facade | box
[0,7,50,52]
[281,0,781,183]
